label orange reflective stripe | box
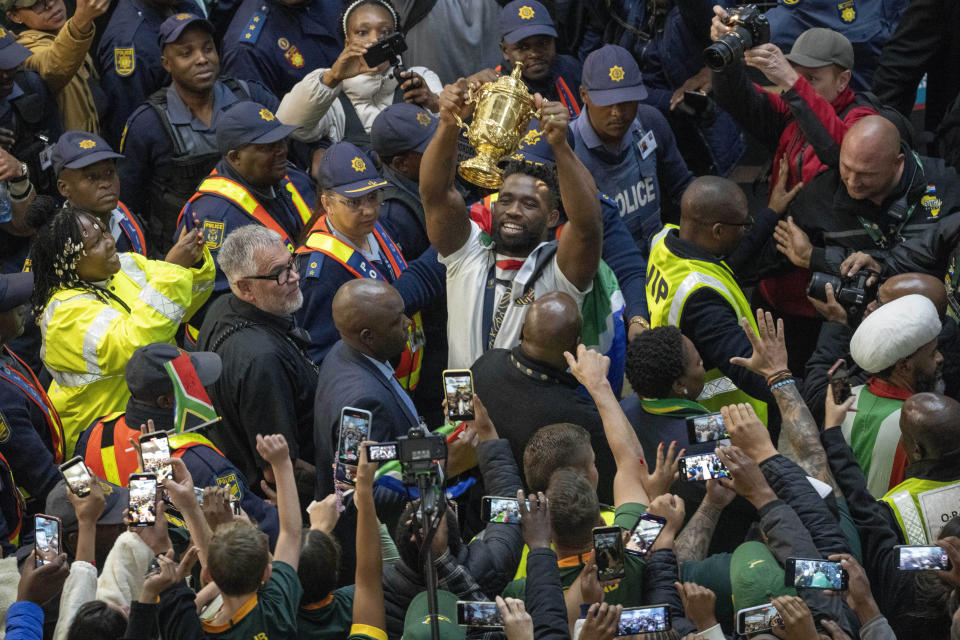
[197,176,296,249]
[555,76,580,115]
[3,346,64,463]
[117,201,147,254]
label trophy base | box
[458,155,504,189]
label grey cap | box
[785,28,854,70]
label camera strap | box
[856,152,922,248]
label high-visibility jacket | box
[41,250,215,455]
[882,476,960,545]
[645,225,767,422]
[297,216,423,389]
[81,413,224,486]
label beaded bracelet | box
[765,369,792,385]
[770,378,797,392]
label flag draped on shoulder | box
[164,353,218,433]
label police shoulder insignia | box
[202,220,225,249]
[0,410,10,444]
[114,47,136,77]
[284,43,304,68]
[216,473,242,499]
[241,11,267,44]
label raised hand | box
[728,309,789,379]
[774,216,813,269]
[255,433,290,468]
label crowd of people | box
[0,0,959,638]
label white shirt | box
[276,65,443,143]
[439,220,592,369]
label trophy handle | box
[453,86,477,129]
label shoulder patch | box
[0,410,9,444]
[304,251,325,278]
[215,473,242,499]
[114,47,135,77]
[240,11,267,45]
[202,220,225,249]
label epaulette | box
[302,251,325,278]
[239,6,269,45]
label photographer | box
[276,0,442,149]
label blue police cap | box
[0,26,30,70]
[508,119,554,166]
[51,131,124,175]
[317,142,387,197]
[158,12,215,48]
[370,103,438,158]
[581,45,647,106]
[0,272,31,312]
[498,0,557,45]
[216,101,297,153]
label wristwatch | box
[628,316,650,330]
[10,162,27,182]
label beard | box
[270,287,303,317]
[915,362,945,394]
[490,216,546,257]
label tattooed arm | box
[674,481,735,562]
[729,309,840,497]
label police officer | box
[295,142,425,384]
[97,0,202,147]
[73,342,280,544]
[0,272,63,516]
[176,101,314,308]
[120,13,279,256]
[53,130,148,256]
[645,176,773,420]
[572,45,693,254]
[0,28,61,198]
[495,0,582,117]
[220,0,342,97]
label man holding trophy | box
[420,71,603,369]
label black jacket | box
[821,428,952,638]
[196,294,319,487]
[382,439,525,639]
[524,549,571,640]
[766,153,960,278]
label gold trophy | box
[455,63,541,189]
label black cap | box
[216,101,297,153]
[125,343,222,401]
[45,479,129,532]
[52,131,123,175]
[0,272,31,312]
[158,13,215,47]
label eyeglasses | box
[242,257,298,285]
[327,191,382,210]
[24,0,58,13]
[717,215,754,231]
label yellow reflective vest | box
[882,476,960,545]
[645,225,767,422]
[41,249,215,455]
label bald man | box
[645,176,777,423]
[472,291,617,503]
[770,114,960,278]
[313,279,420,499]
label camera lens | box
[703,40,734,70]
[807,272,843,302]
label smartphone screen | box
[443,370,475,421]
[787,558,847,590]
[679,452,731,481]
[685,413,728,444]
[457,601,503,628]
[59,456,92,497]
[338,407,372,465]
[625,514,666,556]
[896,545,951,570]
[128,474,158,527]
[34,514,61,567]
[617,605,670,635]
[593,526,626,581]
[139,432,172,482]
[737,602,782,635]
[828,358,852,404]
[366,443,398,462]
[481,496,527,524]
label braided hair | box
[28,197,109,319]
[625,325,687,399]
[340,0,400,38]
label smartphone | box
[59,456,92,497]
[616,604,670,636]
[828,358,852,404]
[785,558,848,590]
[736,602,782,635]
[456,601,503,628]
[679,452,731,481]
[338,407,372,466]
[593,525,626,581]
[896,545,952,571]
[365,442,399,462]
[685,412,728,444]
[34,514,61,567]
[481,496,528,524]
[138,431,172,482]
[625,514,666,556]
[442,370,475,421]
[128,472,158,527]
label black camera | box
[807,271,878,325]
[363,32,408,70]
[703,4,770,70]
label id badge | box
[638,130,657,159]
[38,144,54,171]
[407,324,426,353]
